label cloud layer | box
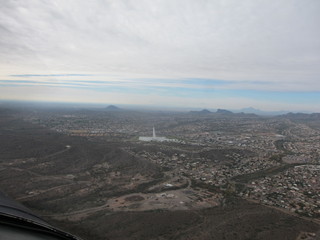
[0,0,320,110]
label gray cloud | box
[0,0,319,89]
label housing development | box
[0,104,319,239]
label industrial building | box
[139,127,176,142]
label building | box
[139,127,175,142]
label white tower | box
[153,126,156,138]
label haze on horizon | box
[0,0,319,112]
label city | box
[1,104,318,239]
[23,106,320,219]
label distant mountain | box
[200,109,211,114]
[240,107,264,114]
[105,105,121,111]
[283,112,320,120]
[216,109,233,114]
[189,109,211,114]
[237,107,289,116]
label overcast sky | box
[0,0,319,111]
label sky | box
[0,0,319,112]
